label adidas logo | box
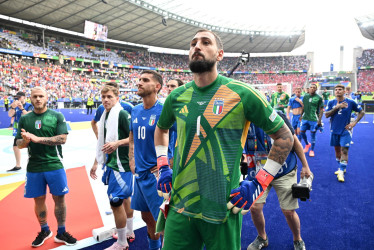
[133,118,138,123]
[179,105,189,114]
[62,187,68,193]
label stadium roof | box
[0,0,306,53]
[355,13,374,41]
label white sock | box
[116,227,128,247]
[126,217,133,235]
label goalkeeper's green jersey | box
[157,74,284,224]
[16,109,68,173]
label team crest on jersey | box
[35,120,42,129]
[149,115,156,126]
[213,99,224,115]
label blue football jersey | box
[288,96,303,109]
[13,102,33,136]
[130,100,163,174]
[94,101,134,122]
[326,98,362,135]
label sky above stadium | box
[149,0,374,73]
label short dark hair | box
[104,82,119,89]
[141,70,163,93]
[195,29,223,50]
[171,78,184,87]
[334,84,345,90]
[276,83,282,86]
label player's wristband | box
[156,145,169,169]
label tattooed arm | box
[23,131,67,145]
[267,123,294,165]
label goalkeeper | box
[154,29,293,250]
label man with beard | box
[129,70,164,250]
[15,87,77,247]
[154,29,293,249]
[299,84,324,157]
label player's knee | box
[110,198,124,207]
[250,203,263,214]
[281,209,296,218]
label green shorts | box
[256,169,298,210]
[163,209,242,250]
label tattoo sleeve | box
[267,124,294,165]
[53,195,66,226]
[39,134,67,146]
[129,132,134,161]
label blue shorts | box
[300,120,318,132]
[131,171,163,221]
[291,114,301,130]
[330,130,352,147]
[24,168,68,198]
[102,166,133,202]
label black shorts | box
[13,137,17,147]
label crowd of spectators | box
[357,68,374,92]
[356,49,374,67]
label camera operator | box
[244,110,312,250]
[7,91,33,171]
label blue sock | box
[310,132,316,150]
[148,236,161,250]
[340,160,347,172]
[41,224,50,232]
[300,131,308,145]
[57,225,66,235]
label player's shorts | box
[330,130,352,147]
[291,114,301,130]
[131,170,163,221]
[24,168,68,198]
[300,120,318,132]
[256,169,298,210]
[162,209,242,250]
[102,166,133,202]
[13,137,17,147]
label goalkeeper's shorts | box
[163,209,242,250]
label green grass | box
[0,129,13,136]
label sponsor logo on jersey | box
[179,105,189,114]
[133,118,138,123]
[142,117,146,120]
[269,110,277,122]
[35,120,42,129]
[149,114,156,126]
[213,99,224,115]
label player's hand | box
[17,101,23,109]
[345,122,355,130]
[337,101,348,109]
[20,129,31,143]
[227,179,263,215]
[102,141,119,154]
[157,165,172,199]
[90,163,98,180]
[287,115,290,120]
[26,131,39,143]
